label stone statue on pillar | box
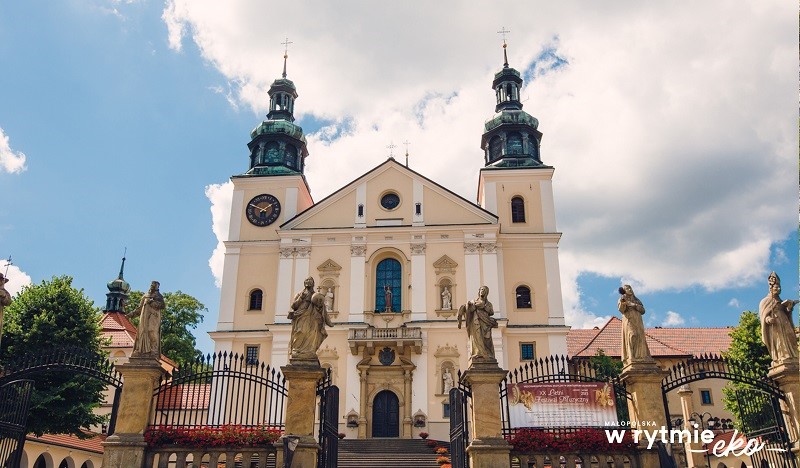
[288,277,333,362]
[0,273,12,350]
[129,281,165,359]
[759,272,799,366]
[618,284,653,366]
[458,285,498,365]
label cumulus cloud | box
[3,264,32,296]
[662,311,686,327]
[174,3,797,326]
[0,128,27,174]
[205,182,233,287]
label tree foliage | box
[124,290,206,367]
[1,276,106,437]
[721,310,772,431]
[589,349,623,381]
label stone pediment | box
[434,344,460,358]
[317,259,342,275]
[317,345,339,360]
[433,255,458,275]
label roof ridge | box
[643,331,691,356]
[574,316,617,356]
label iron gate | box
[662,355,797,468]
[317,369,339,468]
[449,373,471,468]
[0,379,33,468]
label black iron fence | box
[500,355,630,438]
[316,369,338,468]
[149,351,287,430]
[0,379,33,468]
[449,371,471,468]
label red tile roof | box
[27,432,106,454]
[156,383,212,410]
[567,317,733,358]
[100,311,137,348]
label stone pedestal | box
[769,360,800,455]
[102,357,165,468]
[281,361,326,468]
[621,361,668,468]
[677,385,706,468]
[463,361,511,468]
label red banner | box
[508,382,618,428]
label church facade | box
[210,49,569,440]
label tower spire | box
[117,248,126,279]
[497,27,511,67]
[105,252,131,312]
[281,37,293,78]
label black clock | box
[246,194,281,226]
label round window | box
[380,193,400,210]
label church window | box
[248,289,263,310]
[489,136,503,161]
[511,197,525,223]
[515,285,532,308]
[415,203,421,215]
[520,342,536,361]
[358,204,364,217]
[507,132,523,155]
[443,403,451,418]
[265,141,280,163]
[245,345,260,365]
[285,144,298,169]
[375,258,401,312]
[700,389,713,405]
[380,192,400,210]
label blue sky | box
[0,1,796,355]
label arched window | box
[375,258,401,313]
[265,141,280,163]
[285,145,298,169]
[507,132,523,155]
[515,286,532,309]
[511,197,525,223]
[248,289,263,310]
[489,136,502,161]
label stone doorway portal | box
[371,390,400,437]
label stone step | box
[337,438,451,467]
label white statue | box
[441,285,452,310]
[324,287,334,313]
[442,368,454,394]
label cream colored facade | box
[210,154,568,440]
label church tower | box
[477,38,567,350]
[214,45,314,334]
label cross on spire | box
[497,27,511,67]
[2,255,11,277]
[387,142,397,159]
[402,140,411,167]
[281,37,293,78]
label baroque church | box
[210,45,568,441]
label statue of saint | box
[759,272,798,366]
[288,277,333,360]
[618,284,652,365]
[130,281,166,358]
[0,274,12,349]
[384,284,393,313]
[458,286,498,362]
[324,287,334,313]
[441,285,452,310]
[442,368,454,394]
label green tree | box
[1,276,106,437]
[722,310,772,431]
[589,349,623,381]
[125,290,206,367]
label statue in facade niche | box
[384,284,393,312]
[618,284,652,365]
[442,368,454,394]
[0,274,12,349]
[288,277,333,360]
[130,281,166,359]
[458,286,498,363]
[441,285,452,310]
[759,272,798,366]
[324,287,334,313]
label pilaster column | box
[403,369,413,438]
[620,362,668,468]
[102,357,165,468]
[677,385,704,468]
[463,362,511,468]
[769,360,800,455]
[358,365,368,439]
[280,362,326,468]
[410,242,426,321]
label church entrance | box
[371,390,400,437]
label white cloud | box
[174,3,797,323]
[205,181,233,287]
[728,298,740,308]
[3,264,32,296]
[662,311,686,327]
[0,127,27,174]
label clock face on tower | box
[246,194,281,226]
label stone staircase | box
[337,438,451,467]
